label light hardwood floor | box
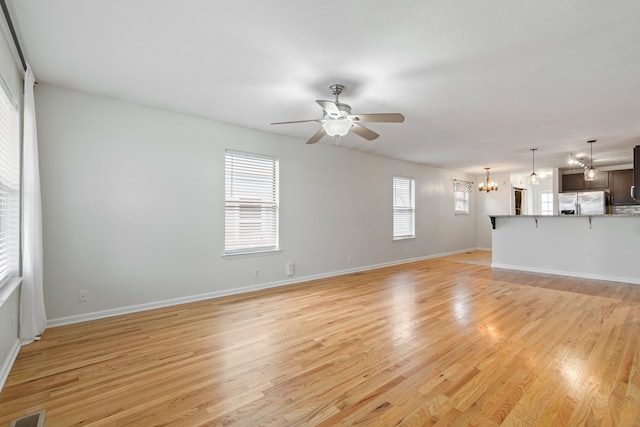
[1,251,640,426]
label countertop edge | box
[488,214,640,218]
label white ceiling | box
[7,0,640,175]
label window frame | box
[539,190,554,216]
[453,180,472,215]
[0,76,20,289]
[454,191,470,215]
[223,150,280,256]
[392,175,416,240]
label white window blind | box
[393,176,415,239]
[225,150,279,254]
[0,80,20,286]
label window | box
[540,191,553,215]
[453,180,472,214]
[0,79,20,286]
[393,176,415,239]
[224,150,279,255]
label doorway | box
[513,187,526,215]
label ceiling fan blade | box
[306,127,326,144]
[270,119,321,125]
[351,123,379,141]
[316,100,341,117]
[350,113,405,123]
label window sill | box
[0,276,22,308]
[222,249,282,259]
[393,236,416,242]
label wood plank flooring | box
[2,251,640,426]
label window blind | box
[225,150,279,254]
[0,80,20,285]
[393,176,415,239]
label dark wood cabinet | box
[561,172,609,191]
[587,171,609,190]
[610,169,639,205]
[562,173,585,191]
[562,169,638,205]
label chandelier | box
[479,168,498,192]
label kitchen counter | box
[490,215,640,285]
[488,213,640,229]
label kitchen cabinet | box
[562,173,585,191]
[561,172,609,192]
[587,171,609,190]
[610,169,638,205]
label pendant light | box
[528,148,539,185]
[478,168,498,192]
[584,140,597,181]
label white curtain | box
[20,67,46,343]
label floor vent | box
[9,410,46,427]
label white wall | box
[36,85,478,324]
[476,172,511,249]
[0,17,24,390]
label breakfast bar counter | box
[490,215,640,285]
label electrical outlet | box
[286,262,295,276]
[347,256,351,264]
[11,315,16,334]
[253,268,259,277]
[78,290,89,303]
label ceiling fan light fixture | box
[271,84,404,144]
[323,119,352,137]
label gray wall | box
[36,85,479,324]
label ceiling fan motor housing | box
[329,84,345,96]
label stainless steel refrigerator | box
[558,191,608,215]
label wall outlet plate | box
[78,290,89,302]
[286,262,294,276]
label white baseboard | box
[47,248,479,328]
[491,263,640,285]
[0,338,20,392]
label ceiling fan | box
[270,84,405,144]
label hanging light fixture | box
[568,153,586,168]
[584,140,597,181]
[479,168,498,192]
[528,148,539,185]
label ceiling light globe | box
[529,172,539,185]
[584,167,597,181]
[323,120,351,137]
